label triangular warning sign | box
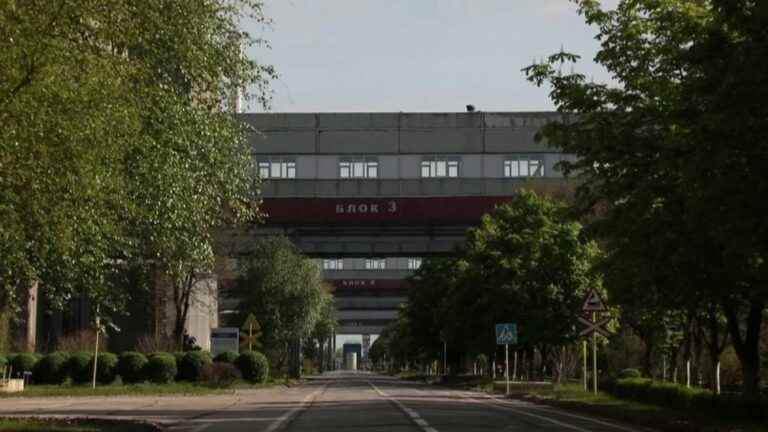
[581,289,608,312]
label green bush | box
[34,352,71,384]
[611,378,768,422]
[613,378,652,400]
[172,352,185,380]
[11,352,38,374]
[90,352,119,384]
[68,351,94,384]
[146,353,177,384]
[0,354,7,370]
[200,362,241,387]
[235,351,269,383]
[118,351,148,384]
[617,368,642,379]
[214,351,239,364]
[178,351,212,381]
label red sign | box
[261,196,514,225]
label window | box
[504,155,544,178]
[339,157,379,178]
[365,258,387,270]
[420,157,460,178]
[258,158,296,179]
[322,259,343,270]
[407,258,422,270]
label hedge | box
[34,352,70,384]
[146,353,177,384]
[68,351,93,384]
[213,351,238,364]
[236,351,269,383]
[178,351,212,381]
[11,352,38,374]
[118,351,148,384]
[610,378,767,421]
[91,352,119,384]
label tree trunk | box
[173,271,194,349]
[722,298,764,398]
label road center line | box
[368,380,439,432]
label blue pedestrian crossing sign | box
[495,323,517,345]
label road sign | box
[495,323,517,345]
[581,289,608,312]
[578,316,611,337]
[211,327,239,355]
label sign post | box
[495,323,517,395]
[578,289,610,394]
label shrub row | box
[609,378,768,421]
[1,350,268,386]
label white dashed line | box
[263,388,324,432]
[368,380,439,432]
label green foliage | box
[34,352,70,384]
[146,353,177,384]
[522,0,768,396]
[199,362,241,388]
[68,352,94,384]
[213,351,239,364]
[13,352,38,373]
[610,378,766,420]
[381,191,600,370]
[0,0,274,336]
[178,351,212,382]
[0,354,7,371]
[235,237,326,367]
[118,352,148,384]
[236,351,269,383]
[91,352,119,384]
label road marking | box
[264,387,325,432]
[368,380,439,432]
[478,393,644,432]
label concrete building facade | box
[216,112,573,339]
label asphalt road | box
[0,371,650,432]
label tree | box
[397,191,600,378]
[523,0,767,396]
[234,237,325,371]
[459,190,600,376]
[0,1,276,343]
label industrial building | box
[216,111,575,358]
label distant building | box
[216,112,574,341]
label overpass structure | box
[217,112,573,339]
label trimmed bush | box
[171,352,185,380]
[178,351,212,381]
[617,368,642,379]
[118,351,148,384]
[214,351,238,364]
[90,352,119,384]
[146,353,177,384]
[68,351,94,384]
[235,351,269,383]
[11,352,38,374]
[200,362,241,387]
[35,352,71,384]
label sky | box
[243,0,618,113]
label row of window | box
[258,156,545,179]
[322,258,422,271]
